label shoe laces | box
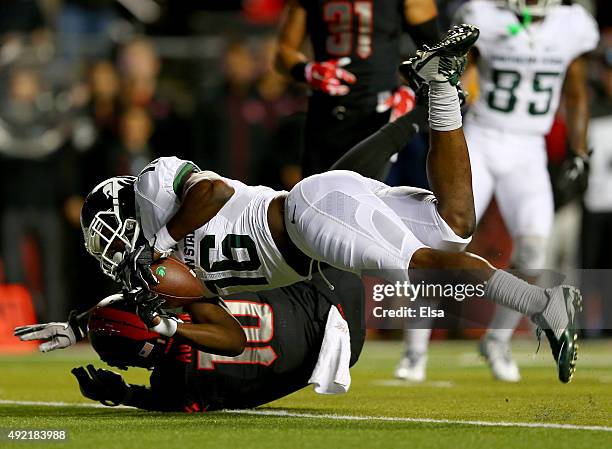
[535,327,543,354]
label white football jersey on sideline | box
[456,1,599,135]
[134,157,306,297]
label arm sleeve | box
[329,107,425,180]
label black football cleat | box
[399,24,479,104]
[533,285,582,383]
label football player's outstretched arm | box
[176,302,246,357]
[563,56,590,158]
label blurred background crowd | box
[0,0,610,333]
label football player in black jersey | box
[276,0,440,176]
[71,269,364,412]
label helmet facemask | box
[83,210,140,280]
[506,0,561,17]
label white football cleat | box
[479,335,521,383]
[394,352,427,382]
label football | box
[148,257,206,308]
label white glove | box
[14,311,84,352]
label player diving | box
[16,24,581,384]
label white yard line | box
[1,399,610,432]
[371,379,454,388]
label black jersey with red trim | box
[299,0,406,100]
[147,269,365,411]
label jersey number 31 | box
[324,1,373,59]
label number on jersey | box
[198,300,277,370]
[487,70,561,115]
[324,1,373,59]
[200,234,268,293]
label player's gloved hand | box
[304,57,356,96]
[13,310,84,352]
[377,86,416,122]
[116,242,159,292]
[136,296,181,337]
[554,151,591,206]
[71,364,130,406]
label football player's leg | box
[463,124,521,381]
[400,25,479,239]
[375,186,465,381]
[286,170,425,282]
[481,143,554,379]
[379,136,493,381]
[409,245,579,383]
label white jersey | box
[456,1,599,135]
[134,157,306,297]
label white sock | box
[428,82,462,131]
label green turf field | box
[0,340,610,449]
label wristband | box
[151,316,181,337]
[290,61,308,82]
[153,225,178,254]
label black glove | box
[136,296,166,328]
[14,310,84,352]
[116,242,159,291]
[553,152,591,208]
[122,286,159,305]
[71,364,130,406]
[136,296,182,337]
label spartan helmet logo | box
[102,182,114,199]
[81,176,140,279]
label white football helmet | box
[507,0,562,16]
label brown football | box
[148,257,206,308]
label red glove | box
[304,57,356,96]
[377,86,416,122]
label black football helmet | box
[80,176,140,279]
[88,302,171,370]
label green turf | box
[0,340,610,449]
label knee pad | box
[511,236,548,270]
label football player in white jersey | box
[397,0,599,383]
[74,25,581,383]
